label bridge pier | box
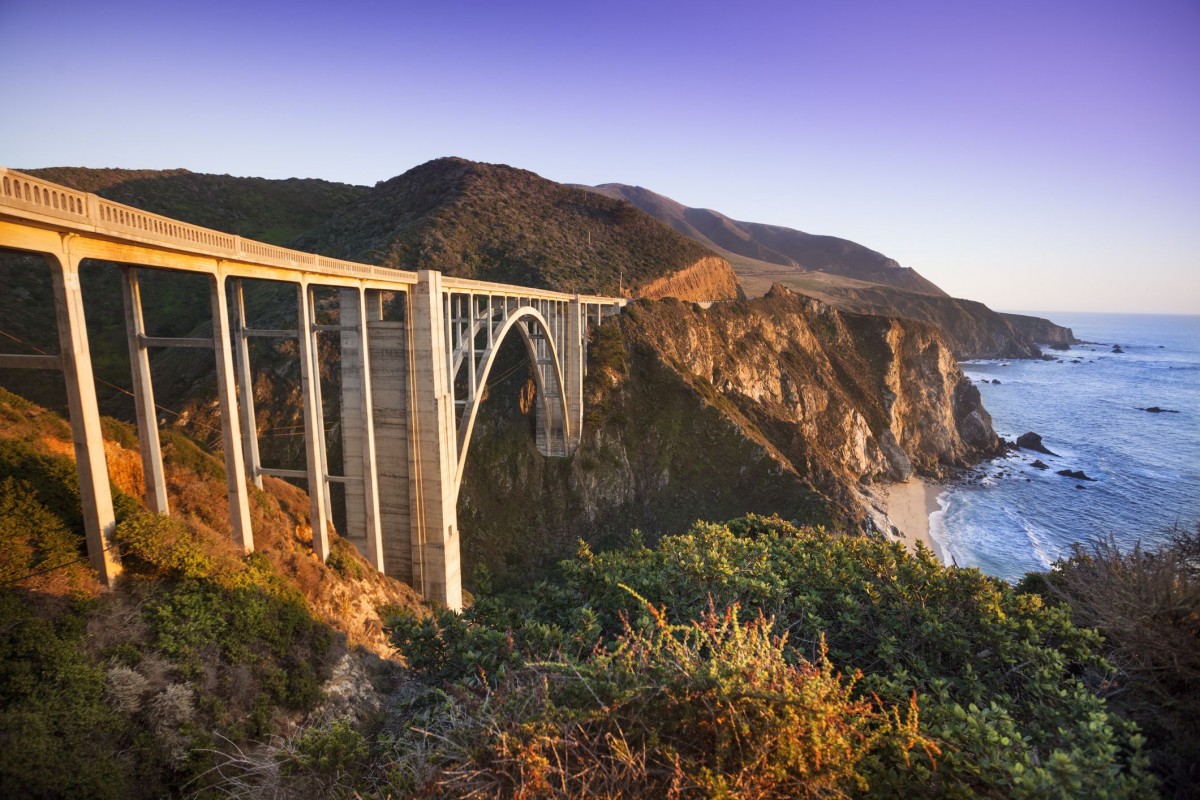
[120,267,169,515]
[210,271,254,553]
[338,287,385,571]
[44,246,121,585]
[409,270,462,609]
[297,280,331,561]
[566,297,584,451]
[231,279,264,490]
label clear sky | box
[2,0,1197,313]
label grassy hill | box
[584,182,947,297]
[0,387,421,797]
[293,158,738,297]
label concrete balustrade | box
[0,168,624,608]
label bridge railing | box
[0,167,631,307]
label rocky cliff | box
[579,182,1076,360]
[1000,312,1078,346]
[457,287,1001,584]
[635,255,745,302]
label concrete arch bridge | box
[0,167,625,608]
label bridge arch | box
[453,305,569,493]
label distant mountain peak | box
[579,182,948,298]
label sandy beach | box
[878,479,945,562]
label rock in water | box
[1112,345,1124,353]
[1030,459,1048,470]
[1057,469,1097,481]
[1139,406,1179,413]
[1016,432,1057,455]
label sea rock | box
[1050,343,1071,351]
[1030,459,1048,470]
[1139,406,1179,413]
[1075,484,1086,490]
[1057,469,1096,481]
[1112,345,1124,353]
[991,379,1001,384]
[1016,432,1057,455]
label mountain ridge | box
[580,182,947,297]
[577,181,1076,357]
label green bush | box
[388,598,930,799]
[0,594,130,798]
[1020,525,1200,796]
[388,515,1154,798]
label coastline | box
[878,479,945,563]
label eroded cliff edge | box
[458,285,1002,582]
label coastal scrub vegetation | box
[0,388,419,798]
[1019,524,1200,797]
[0,381,1185,798]
[365,517,1155,798]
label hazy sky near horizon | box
[2,0,1197,313]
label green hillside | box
[292,157,720,295]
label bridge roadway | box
[0,167,625,609]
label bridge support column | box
[210,271,254,552]
[338,287,384,571]
[409,270,462,609]
[45,246,121,585]
[231,280,263,490]
[120,267,169,514]
[565,297,584,452]
[297,281,331,561]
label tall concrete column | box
[409,270,462,609]
[210,271,254,552]
[45,246,121,585]
[231,280,263,490]
[297,280,331,561]
[565,297,584,452]
[367,314,413,582]
[338,287,384,570]
[120,267,169,514]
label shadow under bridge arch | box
[453,305,573,492]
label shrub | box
[388,597,931,799]
[396,515,1155,798]
[0,593,130,798]
[1021,524,1200,796]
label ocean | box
[930,312,1200,582]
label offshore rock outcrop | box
[458,286,1002,583]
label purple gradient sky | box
[2,0,1197,313]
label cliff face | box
[1000,312,1078,346]
[635,255,744,302]
[457,288,1001,583]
